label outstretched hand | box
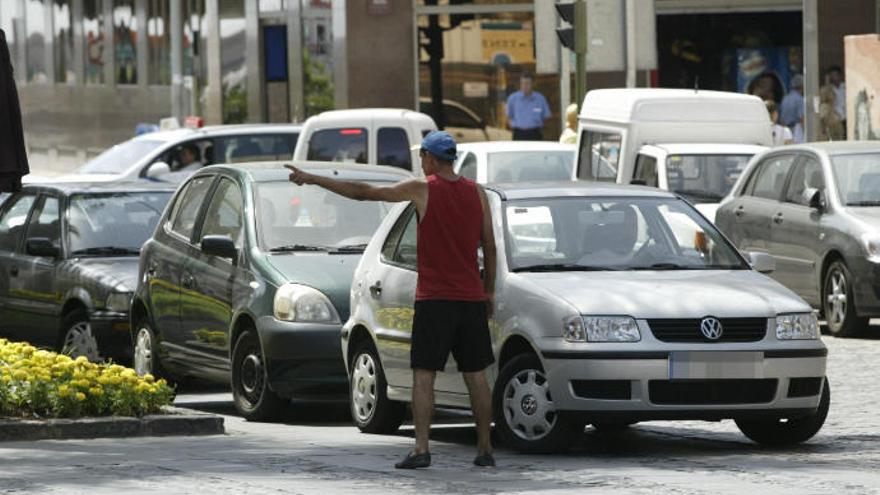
[284,164,313,186]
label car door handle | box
[369,281,382,298]
[182,274,195,289]
[147,263,157,277]
[734,205,745,217]
[773,212,784,224]
[8,266,18,277]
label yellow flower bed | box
[0,338,174,418]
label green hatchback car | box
[130,161,409,420]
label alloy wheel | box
[351,352,378,423]
[62,322,100,362]
[133,327,153,376]
[502,368,558,441]
[826,269,848,328]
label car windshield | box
[831,153,880,206]
[504,196,748,272]
[665,154,752,202]
[256,181,391,252]
[69,191,173,255]
[487,151,574,183]
[75,140,163,175]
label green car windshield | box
[69,192,172,255]
[504,196,748,272]
[256,181,391,252]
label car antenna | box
[694,76,700,93]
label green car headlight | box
[274,283,340,323]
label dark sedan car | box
[0,182,174,360]
[131,161,410,420]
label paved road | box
[1,334,879,494]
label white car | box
[342,181,829,453]
[25,124,301,184]
[629,143,768,220]
[292,108,437,175]
[454,141,575,183]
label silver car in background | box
[716,142,880,337]
[342,182,829,453]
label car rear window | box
[377,127,411,170]
[214,133,299,163]
[307,128,368,163]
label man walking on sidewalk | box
[285,131,497,469]
[506,73,552,141]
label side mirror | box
[802,187,824,210]
[26,237,60,258]
[747,251,775,274]
[145,161,171,180]
[201,235,237,259]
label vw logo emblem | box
[700,317,723,340]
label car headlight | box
[274,283,340,323]
[861,233,880,262]
[105,292,132,313]
[776,313,820,340]
[564,316,640,342]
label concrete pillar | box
[804,0,819,142]
[135,0,147,87]
[331,0,347,109]
[102,0,114,86]
[245,0,261,122]
[44,0,55,83]
[72,0,84,85]
[203,0,222,125]
[287,0,305,122]
[170,0,183,120]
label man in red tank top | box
[286,131,497,469]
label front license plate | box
[668,351,763,380]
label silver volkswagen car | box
[341,182,829,453]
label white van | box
[292,108,437,175]
[573,89,771,219]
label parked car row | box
[0,88,854,454]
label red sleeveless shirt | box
[415,174,486,301]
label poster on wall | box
[845,34,880,140]
[734,47,802,102]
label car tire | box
[823,260,869,337]
[735,377,830,446]
[349,342,406,434]
[231,330,286,421]
[493,353,578,454]
[60,310,101,362]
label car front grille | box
[649,379,778,405]
[647,318,768,343]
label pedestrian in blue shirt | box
[506,73,551,140]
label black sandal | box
[395,451,432,469]
[473,453,495,467]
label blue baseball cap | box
[418,130,457,162]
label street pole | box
[803,0,819,142]
[574,0,587,108]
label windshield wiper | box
[330,243,368,253]
[847,200,880,206]
[512,263,618,272]
[269,244,328,253]
[675,189,724,201]
[71,246,141,256]
[628,262,689,271]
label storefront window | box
[53,1,76,84]
[416,1,533,6]
[113,0,137,84]
[83,0,105,84]
[417,11,559,140]
[147,0,170,85]
[259,0,287,13]
[221,2,247,123]
[25,0,47,83]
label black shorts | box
[411,300,495,373]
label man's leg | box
[463,370,493,455]
[412,368,436,454]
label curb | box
[0,406,225,442]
